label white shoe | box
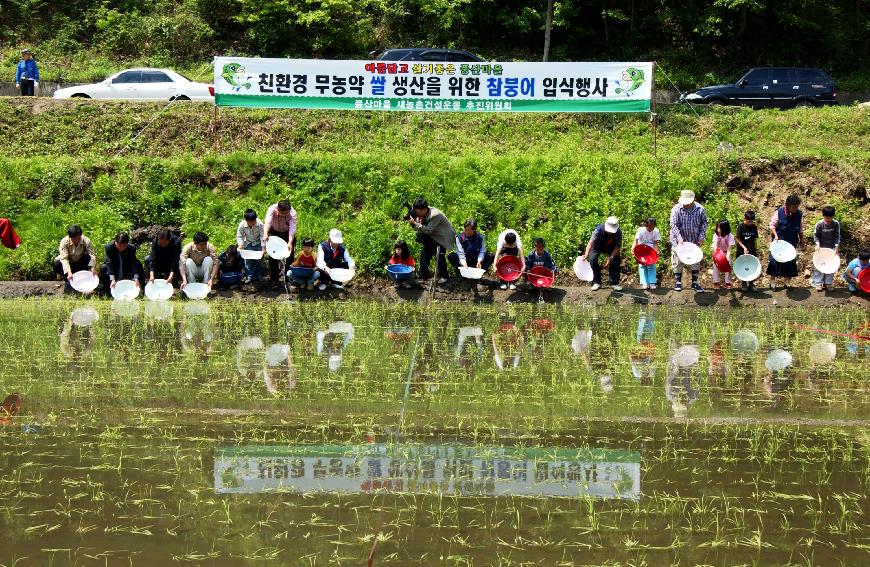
[612,285,623,291]
[509,283,516,290]
[330,283,343,289]
[640,284,648,290]
[591,283,601,291]
[500,283,508,290]
[437,277,448,284]
[649,284,656,290]
[317,283,327,291]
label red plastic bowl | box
[712,248,732,273]
[859,268,870,293]
[633,244,659,266]
[495,256,524,282]
[526,266,555,288]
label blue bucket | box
[387,264,414,281]
[288,266,314,279]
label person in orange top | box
[387,240,416,288]
[287,237,320,290]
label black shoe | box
[418,272,433,280]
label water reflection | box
[667,345,700,417]
[214,443,641,498]
[264,344,296,394]
[316,321,354,372]
[182,302,213,359]
[60,308,98,366]
[492,317,522,370]
[455,326,484,369]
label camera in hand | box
[401,201,415,221]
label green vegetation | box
[4,0,870,90]
[0,100,868,280]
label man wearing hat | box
[669,190,708,292]
[316,228,355,290]
[263,199,297,288]
[15,49,39,96]
[580,216,623,291]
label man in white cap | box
[316,228,355,290]
[580,216,623,291]
[669,190,708,292]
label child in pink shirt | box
[711,220,735,288]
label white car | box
[53,68,214,101]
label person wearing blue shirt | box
[843,249,870,293]
[15,49,39,97]
[525,238,556,271]
[447,219,494,277]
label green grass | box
[0,101,867,280]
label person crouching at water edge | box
[218,245,245,288]
[287,237,321,290]
[766,194,804,290]
[99,232,144,294]
[580,216,622,291]
[670,190,708,292]
[407,198,456,284]
[53,225,97,291]
[387,240,416,289]
[494,229,524,290]
[146,228,182,287]
[180,232,218,290]
[525,238,556,274]
[316,229,355,290]
[843,249,870,293]
[448,219,494,278]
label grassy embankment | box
[0,99,868,280]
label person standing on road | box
[407,198,455,284]
[669,190,708,292]
[263,200,297,288]
[580,216,623,291]
[15,49,39,96]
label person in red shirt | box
[287,237,320,290]
[387,240,416,288]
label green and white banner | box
[213,57,652,113]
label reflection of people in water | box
[666,345,700,417]
[59,308,98,368]
[523,318,555,359]
[708,340,729,388]
[762,348,795,403]
[236,336,265,380]
[492,318,523,370]
[1,394,23,426]
[316,321,355,371]
[628,341,656,385]
[264,343,296,394]
[636,312,654,342]
[455,326,484,369]
[181,302,214,360]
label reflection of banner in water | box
[214,444,640,498]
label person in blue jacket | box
[525,238,556,272]
[15,49,39,96]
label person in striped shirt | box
[669,190,708,292]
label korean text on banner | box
[214,58,652,113]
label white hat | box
[678,190,696,206]
[604,216,619,233]
[329,228,343,244]
[328,354,342,371]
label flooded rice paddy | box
[0,299,869,566]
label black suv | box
[680,67,837,109]
[370,48,482,62]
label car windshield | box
[728,69,750,84]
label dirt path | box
[2,278,866,309]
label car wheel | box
[172,95,191,101]
[707,99,726,106]
[70,93,91,98]
[792,99,815,108]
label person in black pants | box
[15,49,39,97]
[145,228,182,287]
[407,198,456,284]
[263,200,297,288]
[580,216,623,291]
[99,232,144,293]
[447,219,495,277]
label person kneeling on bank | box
[448,219,495,279]
[180,232,219,289]
[387,240,416,289]
[316,229,355,290]
[54,225,97,291]
[843,249,870,293]
[288,237,321,290]
[218,245,245,287]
